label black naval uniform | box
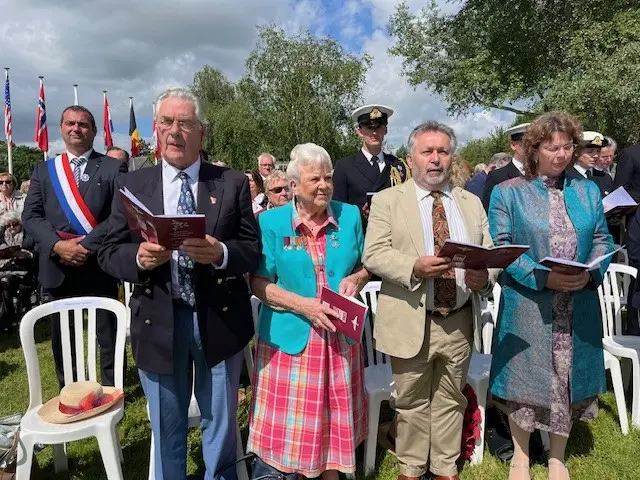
[333,150,409,217]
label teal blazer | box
[255,200,364,354]
[488,175,614,407]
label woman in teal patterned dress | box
[488,112,614,480]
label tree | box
[389,0,639,122]
[0,142,45,182]
[395,145,408,160]
[457,128,511,167]
[239,26,370,163]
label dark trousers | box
[46,274,121,389]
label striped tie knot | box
[71,157,86,186]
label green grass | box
[2,323,639,479]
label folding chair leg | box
[16,433,35,480]
[236,422,249,480]
[364,398,382,475]
[53,442,68,472]
[608,357,630,435]
[97,428,124,479]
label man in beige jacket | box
[363,121,496,480]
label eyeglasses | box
[5,222,20,228]
[269,186,290,194]
[541,143,576,155]
[0,181,12,185]
[156,117,200,132]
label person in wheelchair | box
[0,211,37,333]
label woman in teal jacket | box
[247,143,370,480]
[488,112,614,480]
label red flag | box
[103,91,114,148]
[34,77,48,153]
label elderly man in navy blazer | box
[22,105,128,389]
[99,88,260,480]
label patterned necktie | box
[431,191,457,315]
[177,172,196,307]
[71,157,86,186]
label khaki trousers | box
[390,306,473,477]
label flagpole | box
[4,68,12,175]
[73,84,79,105]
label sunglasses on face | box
[6,222,20,228]
[269,186,290,194]
[0,181,12,185]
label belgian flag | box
[129,97,140,157]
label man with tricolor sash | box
[22,105,128,389]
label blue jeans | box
[139,301,243,480]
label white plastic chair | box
[358,281,394,475]
[598,263,640,429]
[477,283,500,355]
[468,293,492,464]
[17,297,128,479]
[122,281,134,339]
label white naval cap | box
[504,123,530,141]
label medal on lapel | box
[283,237,292,251]
[80,173,90,182]
[329,231,340,249]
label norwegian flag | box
[103,91,114,148]
[152,102,160,163]
[3,70,10,143]
[34,77,48,153]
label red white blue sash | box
[47,153,97,235]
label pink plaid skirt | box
[247,326,368,476]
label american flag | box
[3,70,10,142]
[103,92,114,148]
[35,77,48,152]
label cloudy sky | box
[1,0,515,156]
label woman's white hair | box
[1,210,21,228]
[155,88,207,127]
[287,143,332,181]
[265,170,288,190]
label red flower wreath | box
[459,383,482,461]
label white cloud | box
[2,0,515,159]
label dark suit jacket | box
[22,150,128,290]
[97,162,261,375]
[482,161,523,210]
[464,171,487,199]
[625,208,640,309]
[333,151,409,210]
[614,144,640,203]
[593,169,614,198]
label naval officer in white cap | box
[482,122,530,210]
[566,131,612,198]
[333,104,410,225]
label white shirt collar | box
[66,148,93,161]
[574,163,590,177]
[162,157,201,183]
[512,157,524,174]
[361,148,385,165]
[414,182,453,202]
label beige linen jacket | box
[362,178,498,359]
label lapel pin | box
[210,196,217,204]
[80,173,90,182]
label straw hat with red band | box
[38,381,124,424]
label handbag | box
[486,406,547,464]
[215,453,298,480]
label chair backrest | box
[492,282,502,321]
[123,281,134,334]
[471,292,484,353]
[19,297,128,412]
[598,263,637,337]
[250,295,261,330]
[358,281,386,366]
